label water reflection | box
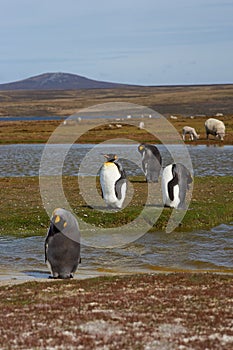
[0,144,233,177]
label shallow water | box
[0,144,233,177]
[1,223,233,282]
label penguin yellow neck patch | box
[104,162,115,167]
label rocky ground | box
[0,273,232,349]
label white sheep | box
[182,126,199,141]
[205,118,225,141]
[139,121,145,129]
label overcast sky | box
[1,0,233,85]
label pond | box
[0,144,233,177]
[0,223,233,282]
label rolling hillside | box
[0,72,134,90]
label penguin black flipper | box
[44,228,51,263]
[114,159,127,200]
[167,164,179,201]
[44,241,48,263]
[115,161,126,179]
[100,185,104,198]
[99,165,104,198]
[146,144,162,163]
[176,163,193,208]
[115,178,127,200]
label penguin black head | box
[49,208,68,235]
[104,154,118,163]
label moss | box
[0,175,232,236]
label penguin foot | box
[57,274,73,279]
[48,274,73,279]
[164,204,172,208]
[48,275,58,279]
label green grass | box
[0,175,232,237]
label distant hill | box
[0,72,135,90]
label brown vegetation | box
[0,84,232,144]
[0,115,232,144]
[0,273,232,349]
[0,84,233,117]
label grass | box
[0,84,233,145]
[0,115,232,144]
[0,175,232,237]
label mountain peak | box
[0,72,133,90]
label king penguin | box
[161,163,192,209]
[138,143,162,183]
[99,154,127,209]
[45,208,81,279]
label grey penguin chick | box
[45,208,81,279]
[162,163,193,209]
[138,143,162,183]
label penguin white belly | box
[162,165,180,209]
[142,151,148,176]
[100,163,122,208]
[171,185,180,208]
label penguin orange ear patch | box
[55,215,60,224]
[139,145,144,151]
[63,221,67,228]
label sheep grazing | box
[205,118,225,141]
[182,126,199,141]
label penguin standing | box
[138,143,162,183]
[99,154,127,209]
[45,208,81,279]
[162,163,192,209]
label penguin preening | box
[45,208,81,279]
[162,163,193,209]
[99,154,127,209]
[138,143,162,183]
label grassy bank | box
[1,176,232,237]
[0,114,233,144]
[1,273,233,349]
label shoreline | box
[1,263,233,287]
